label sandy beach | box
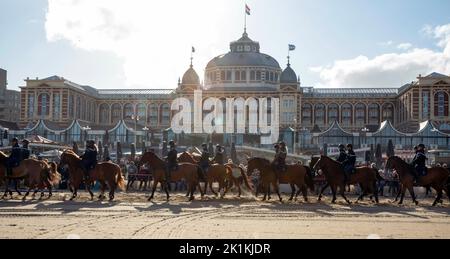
[0,191,449,239]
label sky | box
[0,0,450,91]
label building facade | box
[0,69,20,122]
[16,30,450,150]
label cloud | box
[311,24,450,88]
[45,0,231,88]
[397,43,412,50]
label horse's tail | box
[116,167,126,191]
[304,166,315,192]
[237,166,253,192]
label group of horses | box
[0,149,449,207]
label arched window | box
[160,103,171,125]
[137,104,146,119]
[37,93,50,117]
[435,91,449,117]
[341,103,352,125]
[382,103,394,123]
[76,96,81,119]
[368,104,380,125]
[327,104,339,123]
[123,104,134,120]
[52,93,61,120]
[148,104,159,126]
[355,103,366,126]
[302,104,312,125]
[68,95,74,118]
[314,104,325,125]
[99,104,110,124]
[111,104,122,123]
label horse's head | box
[312,156,325,172]
[246,158,269,176]
[140,151,162,165]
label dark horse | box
[313,156,379,204]
[140,151,205,201]
[247,158,281,201]
[385,156,449,206]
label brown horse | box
[203,164,232,198]
[385,156,449,206]
[224,163,253,197]
[59,150,125,201]
[23,161,61,199]
[140,151,204,201]
[246,158,282,201]
[313,156,378,204]
[178,152,200,163]
[0,151,24,197]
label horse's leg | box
[209,181,218,197]
[394,185,402,202]
[14,180,21,196]
[302,185,308,202]
[331,185,337,204]
[432,186,442,207]
[318,183,329,201]
[408,186,418,206]
[274,182,282,202]
[109,181,116,201]
[340,184,351,204]
[98,181,106,200]
[399,185,406,205]
[164,181,170,201]
[23,186,33,200]
[48,186,53,198]
[237,180,242,198]
[85,181,94,201]
[148,180,158,201]
[289,184,295,201]
[3,180,10,199]
[188,183,195,201]
[262,183,267,201]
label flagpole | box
[244,6,247,33]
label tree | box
[117,142,123,163]
[387,139,395,158]
[375,144,383,167]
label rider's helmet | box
[346,144,353,150]
[279,141,286,147]
[21,139,30,146]
[202,143,208,149]
[338,144,345,151]
[418,144,426,150]
[169,140,175,147]
[11,137,18,144]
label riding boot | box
[6,167,12,177]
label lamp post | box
[361,127,369,148]
[293,119,297,154]
[143,126,149,146]
[82,126,91,147]
[131,114,140,145]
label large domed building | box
[15,28,450,152]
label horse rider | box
[336,144,349,182]
[200,143,210,173]
[6,137,22,177]
[21,139,31,160]
[412,144,428,181]
[345,144,357,175]
[213,144,225,165]
[162,141,168,157]
[273,141,287,173]
[80,140,98,181]
[165,140,178,182]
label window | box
[250,71,256,81]
[235,71,241,81]
[423,91,430,119]
[275,73,279,82]
[256,71,262,81]
[237,45,243,52]
[245,45,251,51]
[53,93,60,120]
[148,104,158,126]
[28,93,35,118]
[99,104,110,124]
[38,93,50,117]
[111,104,122,123]
[221,71,226,81]
[226,71,232,81]
[241,71,247,81]
[438,92,445,117]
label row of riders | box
[1,137,449,206]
